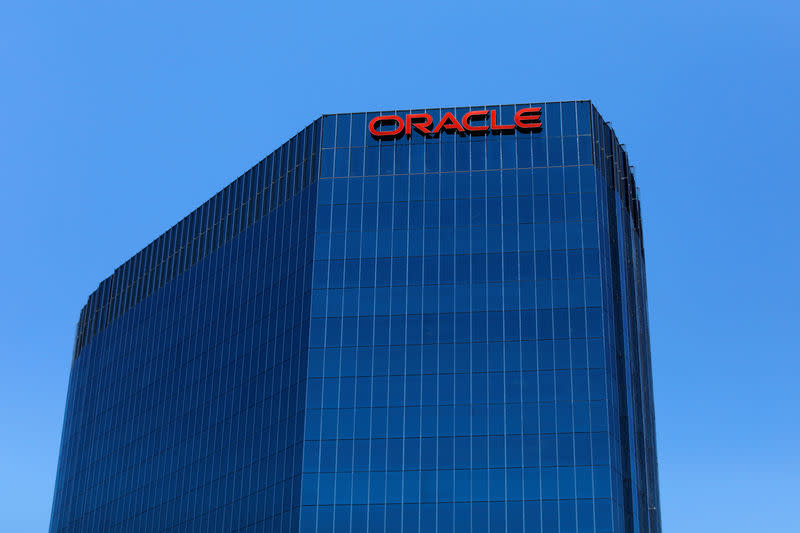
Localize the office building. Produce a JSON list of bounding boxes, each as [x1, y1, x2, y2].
[[50, 101, 661, 533]]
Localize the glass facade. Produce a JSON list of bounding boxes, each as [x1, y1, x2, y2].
[[50, 101, 661, 533]]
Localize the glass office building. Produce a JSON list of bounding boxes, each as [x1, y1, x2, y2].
[[50, 101, 661, 533]]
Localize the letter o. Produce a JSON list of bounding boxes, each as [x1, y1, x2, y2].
[[369, 115, 405, 137]]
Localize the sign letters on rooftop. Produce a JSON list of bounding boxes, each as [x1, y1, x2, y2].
[[369, 107, 542, 138]]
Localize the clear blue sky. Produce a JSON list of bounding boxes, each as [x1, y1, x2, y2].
[[1, 1, 797, 531]]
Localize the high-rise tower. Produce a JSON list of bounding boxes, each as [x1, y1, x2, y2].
[[51, 101, 661, 533]]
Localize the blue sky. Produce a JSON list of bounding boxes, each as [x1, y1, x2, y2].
[[1, 1, 798, 531]]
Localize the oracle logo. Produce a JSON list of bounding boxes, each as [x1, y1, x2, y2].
[[369, 108, 542, 138]]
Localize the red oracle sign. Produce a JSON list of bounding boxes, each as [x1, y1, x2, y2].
[[369, 108, 542, 138]]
